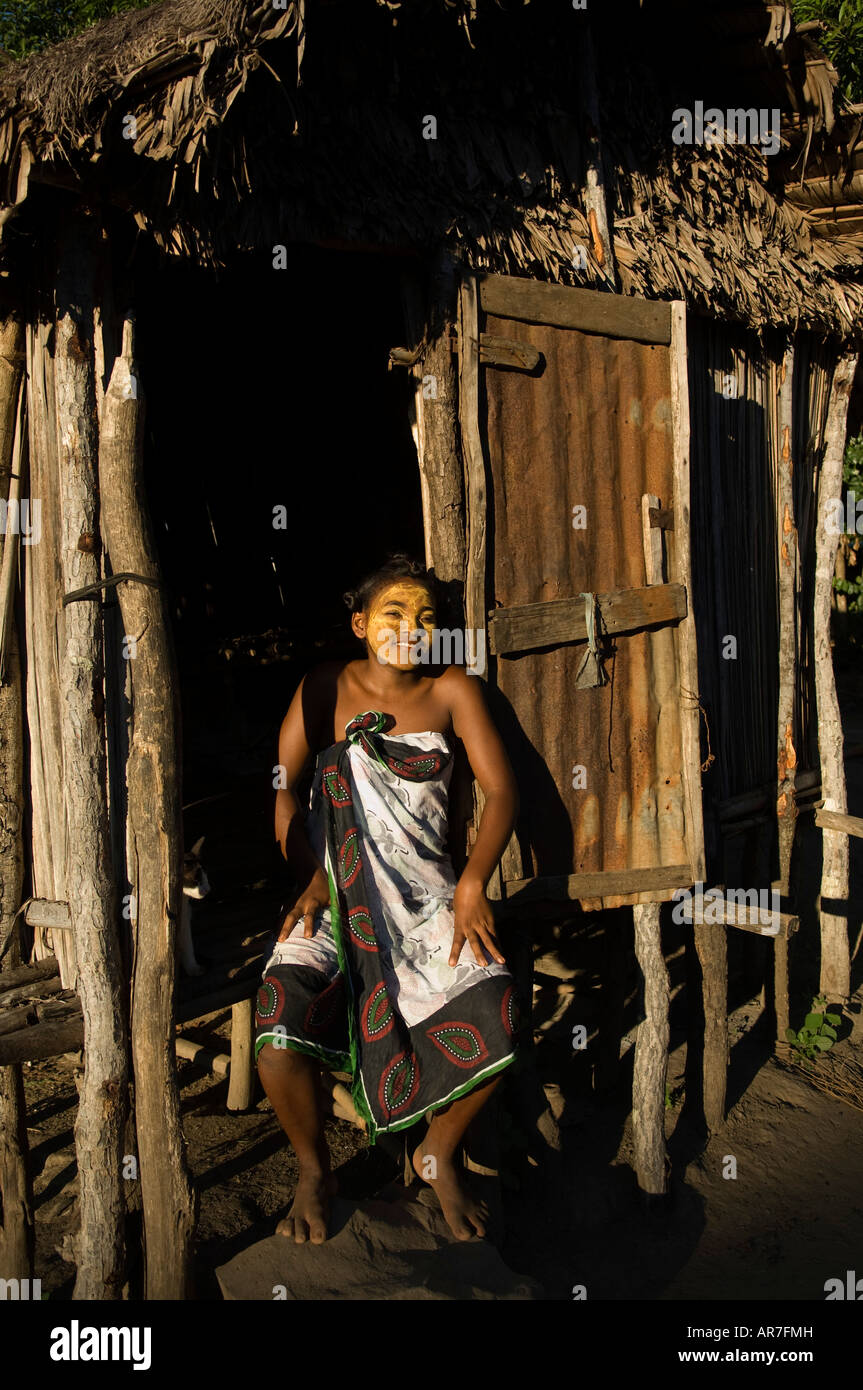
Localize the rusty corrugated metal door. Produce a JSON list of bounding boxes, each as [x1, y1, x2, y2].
[[459, 271, 705, 911]]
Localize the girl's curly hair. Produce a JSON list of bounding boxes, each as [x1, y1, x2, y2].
[[342, 552, 438, 615]]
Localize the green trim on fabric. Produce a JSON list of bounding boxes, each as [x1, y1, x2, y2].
[[369, 1049, 518, 1136], [325, 853, 377, 1141], [254, 1029, 350, 1069]]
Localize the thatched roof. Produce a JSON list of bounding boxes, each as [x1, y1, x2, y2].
[[0, 0, 861, 340]]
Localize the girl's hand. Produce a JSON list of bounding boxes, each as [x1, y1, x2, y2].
[[278, 868, 330, 942], [450, 876, 506, 967]]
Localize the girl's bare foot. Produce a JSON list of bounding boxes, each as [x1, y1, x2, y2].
[[411, 1141, 489, 1241], [276, 1168, 338, 1244]]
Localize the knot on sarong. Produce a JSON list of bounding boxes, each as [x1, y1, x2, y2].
[[342, 710, 451, 782], [345, 710, 396, 742]]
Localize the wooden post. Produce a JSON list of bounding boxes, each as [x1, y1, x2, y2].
[[814, 352, 859, 1003], [226, 997, 255, 1112], [400, 253, 466, 586], [457, 271, 505, 899], [694, 921, 727, 1131], [774, 343, 798, 893], [24, 318, 76, 986], [98, 314, 195, 1300], [54, 212, 129, 1299], [574, 18, 617, 287], [631, 901, 669, 1195], [0, 312, 34, 1280]]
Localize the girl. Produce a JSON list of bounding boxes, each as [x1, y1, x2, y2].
[[255, 553, 520, 1244]]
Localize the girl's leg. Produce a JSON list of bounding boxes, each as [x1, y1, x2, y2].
[[411, 1073, 503, 1241], [257, 1044, 337, 1244]]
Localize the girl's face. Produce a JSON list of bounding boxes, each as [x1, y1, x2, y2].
[[355, 579, 437, 669]]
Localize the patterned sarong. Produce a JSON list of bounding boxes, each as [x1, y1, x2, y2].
[[255, 710, 519, 1141]]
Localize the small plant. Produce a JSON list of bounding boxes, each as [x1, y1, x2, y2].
[[665, 1081, 685, 1110], [785, 994, 842, 1065]]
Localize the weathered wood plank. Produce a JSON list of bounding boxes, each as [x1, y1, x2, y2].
[[98, 314, 195, 1300], [24, 899, 70, 929], [815, 351, 859, 1001], [669, 302, 706, 884], [479, 334, 541, 371], [488, 583, 687, 656], [676, 895, 798, 938], [497, 863, 692, 908], [815, 806, 863, 839], [478, 273, 671, 346]]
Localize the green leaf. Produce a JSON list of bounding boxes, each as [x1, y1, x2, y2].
[[804, 1013, 824, 1031], [821, 1025, 838, 1039], [812, 1035, 834, 1050], [785, 1028, 798, 1042], [825, 1013, 842, 1026]]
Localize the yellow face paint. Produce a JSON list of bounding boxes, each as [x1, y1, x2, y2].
[[363, 579, 437, 669]]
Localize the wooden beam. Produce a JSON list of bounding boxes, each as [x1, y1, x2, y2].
[[478, 274, 671, 346], [815, 806, 863, 839], [55, 212, 128, 1302], [676, 894, 798, 938], [98, 315, 195, 1300], [0, 1017, 84, 1065], [24, 899, 70, 929], [0, 959, 59, 994], [815, 351, 859, 1002], [497, 863, 693, 909], [0, 976, 64, 1009], [488, 583, 687, 656]]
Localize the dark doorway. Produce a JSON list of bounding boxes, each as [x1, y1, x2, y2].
[[133, 244, 425, 899]]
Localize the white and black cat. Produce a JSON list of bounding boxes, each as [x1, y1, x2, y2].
[[179, 836, 210, 976]]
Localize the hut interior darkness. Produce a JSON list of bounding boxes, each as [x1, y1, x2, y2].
[[0, 0, 862, 1300], [135, 243, 425, 803]]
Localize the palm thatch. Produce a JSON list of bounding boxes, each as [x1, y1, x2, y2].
[[0, 0, 860, 338]]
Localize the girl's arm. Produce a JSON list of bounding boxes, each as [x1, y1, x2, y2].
[[274, 671, 331, 941], [447, 667, 519, 967]]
